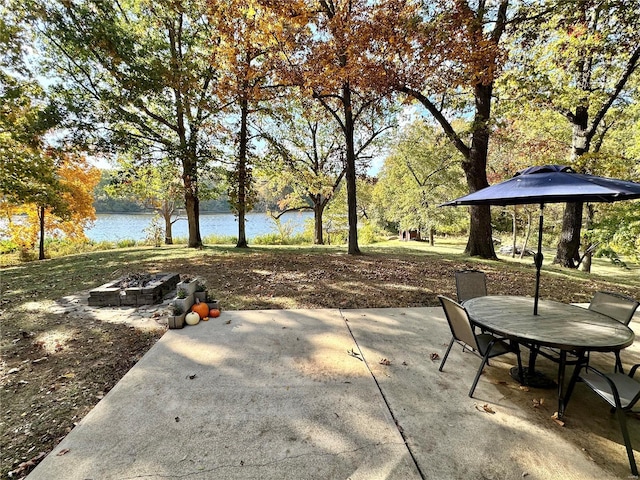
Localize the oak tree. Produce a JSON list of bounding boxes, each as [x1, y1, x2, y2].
[[273, 0, 397, 254], [502, 0, 640, 267], [256, 99, 346, 245], [34, 0, 221, 248], [389, 0, 511, 259]]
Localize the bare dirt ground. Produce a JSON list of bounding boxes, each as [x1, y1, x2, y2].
[[2, 247, 639, 478]]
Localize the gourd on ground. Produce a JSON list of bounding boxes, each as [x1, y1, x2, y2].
[[185, 311, 200, 325], [191, 299, 209, 319]]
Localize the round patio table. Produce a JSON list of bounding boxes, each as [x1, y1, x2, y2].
[[464, 295, 635, 417]]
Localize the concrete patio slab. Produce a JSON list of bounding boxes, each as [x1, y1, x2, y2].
[[26, 308, 420, 480], [26, 307, 639, 479], [343, 307, 640, 480]]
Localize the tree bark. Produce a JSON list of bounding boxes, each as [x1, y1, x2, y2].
[[236, 95, 249, 248], [520, 210, 532, 260], [161, 199, 174, 245], [183, 164, 202, 248], [342, 83, 361, 255], [164, 215, 173, 245], [313, 197, 325, 245], [580, 203, 595, 272], [463, 82, 497, 259], [38, 205, 46, 260], [555, 100, 589, 266], [553, 202, 583, 268], [511, 207, 517, 258]]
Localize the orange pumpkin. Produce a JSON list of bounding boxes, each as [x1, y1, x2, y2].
[[209, 308, 221, 318], [191, 299, 209, 319]]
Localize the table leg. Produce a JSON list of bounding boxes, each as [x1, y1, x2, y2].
[[561, 351, 588, 419], [528, 346, 539, 374], [556, 350, 566, 418], [509, 344, 556, 389]]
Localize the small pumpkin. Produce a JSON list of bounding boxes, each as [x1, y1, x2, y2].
[[209, 308, 221, 318], [191, 299, 209, 319], [185, 311, 200, 325]]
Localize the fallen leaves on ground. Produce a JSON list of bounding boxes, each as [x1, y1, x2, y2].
[[475, 403, 496, 414], [347, 348, 362, 360], [551, 412, 566, 427], [3, 247, 638, 478], [8, 452, 47, 478], [532, 398, 545, 408]]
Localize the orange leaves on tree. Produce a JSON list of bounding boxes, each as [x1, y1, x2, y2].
[[3, 153, 100, 251]]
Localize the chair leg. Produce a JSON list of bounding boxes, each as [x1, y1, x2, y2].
[[614, 352, 624, 374], [616, 407, 638, 476], [439, 337, 455, 372], [562, 357, 587, 412], [514, 342, 524, 383], [469, 351, 491, 398]]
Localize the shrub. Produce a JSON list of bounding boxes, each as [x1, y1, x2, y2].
[[0, 239, 18, 254], [116, 239, 137, 248], [202, 234, 237, 245], [358, 222, 381, 245], [171, 236, 189, 245], [252, 233, 284, 245]]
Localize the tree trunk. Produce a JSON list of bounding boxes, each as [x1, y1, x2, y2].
[[429, 227, 435, 246], [236, 96, 249, 249], [182, 156, 202, 248], [342, 83, 360, 255], [554, 202, 583, 268], [511, 207, 517, 258], [161, 199, 174, 245], [164, 215, 173, 245], [520, 210, 532, 260], [463, 83, 497, 259], [555, 104, 589, 267], [555, 35, 591, 267], [38, 205, 46, 260], [580, 203, 595, 273], [313, 196, 325, 245]]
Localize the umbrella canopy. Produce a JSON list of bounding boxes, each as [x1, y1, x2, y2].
[[441, 165, 640, 207], [441, 165, 640, 314]]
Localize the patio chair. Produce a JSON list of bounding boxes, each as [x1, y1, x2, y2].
[[454, 269, 487, 304], [588, 291, 639, 372], [438, 295, 523, 398], [564, 362, 640, 476], [541, 291, 639, 373]]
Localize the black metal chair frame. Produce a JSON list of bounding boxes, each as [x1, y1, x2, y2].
[[438, 295, 523, 398], [534, 291, 638, 380], [564, 361, 640, 476], [588, 291, 639, 373]]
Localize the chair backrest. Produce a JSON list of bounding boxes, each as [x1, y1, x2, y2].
[[455, 270, 487, 303], [588, 291, 639, 326], [438, 295, 478, 350]]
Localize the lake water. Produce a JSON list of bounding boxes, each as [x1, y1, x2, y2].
[[86, 212, 313, 242]]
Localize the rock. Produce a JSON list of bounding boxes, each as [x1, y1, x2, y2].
[[498, 245, 535, 256]]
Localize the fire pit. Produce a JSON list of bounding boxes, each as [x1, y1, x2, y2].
[[88, 272, 180, 307]]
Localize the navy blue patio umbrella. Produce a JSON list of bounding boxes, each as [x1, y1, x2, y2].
[[441, 165, 640, 314]]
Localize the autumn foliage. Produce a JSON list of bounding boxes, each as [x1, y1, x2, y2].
[[2, 153, 100, 258]]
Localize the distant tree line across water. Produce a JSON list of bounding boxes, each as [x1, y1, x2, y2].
[[92, 170, 281, 214]]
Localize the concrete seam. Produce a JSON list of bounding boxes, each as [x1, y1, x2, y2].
[[339, 308, 427, 480]]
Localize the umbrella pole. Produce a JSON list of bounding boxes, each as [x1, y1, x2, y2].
[[533, 204, 544, 315]]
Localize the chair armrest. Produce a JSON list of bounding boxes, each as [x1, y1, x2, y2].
[[582, 365, 625, 409], [628, 364, 640, 378]]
